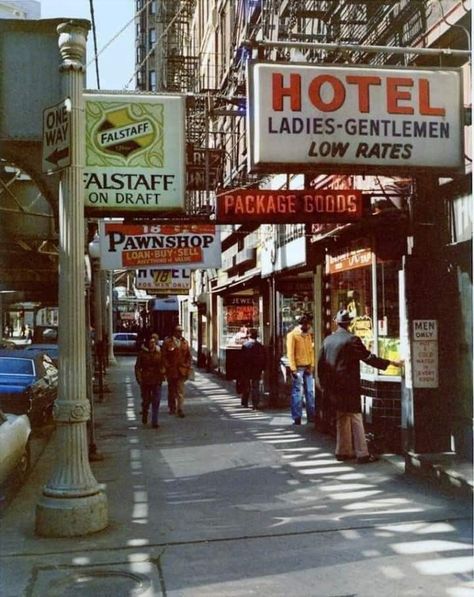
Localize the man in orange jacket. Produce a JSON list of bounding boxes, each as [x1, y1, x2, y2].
[[286, 315, 315, 425]]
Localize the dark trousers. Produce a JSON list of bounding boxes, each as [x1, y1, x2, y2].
[[241, 378, 260, 408], [141, 383, 162, 426]]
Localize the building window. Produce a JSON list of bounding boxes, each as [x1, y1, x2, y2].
[[149, 70, 157, 91], [376, 260, 401, 376], [221, 295, 259, 347], [149, 0, 157, 15], [149, 28, 156, 48], [136, 0, 142, 10]]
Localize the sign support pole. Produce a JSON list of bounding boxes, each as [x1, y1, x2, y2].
[[36, 21, 108, 537], [107, 271, 117, 366], [401, 174, 451, 457]]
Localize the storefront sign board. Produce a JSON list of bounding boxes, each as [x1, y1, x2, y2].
[[326, 249, 372, 274], [99, 222, 221, 270], [412, 319, 438, 388], [248, 62, 463, 173], [223, 296, 257, 306], [84, 94, 185, 214], [135, 268, 191, 294], [186, 144, 223, 190], [216, 189, 362, 223]]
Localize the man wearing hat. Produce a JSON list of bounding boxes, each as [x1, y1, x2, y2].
[[286, 315, 315, 425], [317, 309, 402, 463]]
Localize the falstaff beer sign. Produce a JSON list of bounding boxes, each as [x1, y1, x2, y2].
[[84, 94, 185, 213], [247, 63, 463, 173], [217, 189, 362, 223], [99, 222, 221, 270]]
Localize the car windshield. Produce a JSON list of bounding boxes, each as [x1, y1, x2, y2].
[[0, 357, 35, 375]]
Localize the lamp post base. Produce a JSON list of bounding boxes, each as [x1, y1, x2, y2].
[[35, 490, 108, 537]]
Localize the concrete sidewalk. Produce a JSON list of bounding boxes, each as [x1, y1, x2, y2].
[[0, 359, 472, 596]]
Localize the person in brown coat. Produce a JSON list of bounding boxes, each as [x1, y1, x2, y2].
[[135, 335, 165, 428], [162, 325, 192, 418], [317, 309, 402, 463]]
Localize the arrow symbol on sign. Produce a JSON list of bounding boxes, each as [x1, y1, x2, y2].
[[46, 147, 70, 166]]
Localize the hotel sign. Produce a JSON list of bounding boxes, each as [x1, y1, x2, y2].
[[216, 189, 363, 223], [135, 268, 191, 294], [247, 62, 463, 173], [84, 93, 185, 214]]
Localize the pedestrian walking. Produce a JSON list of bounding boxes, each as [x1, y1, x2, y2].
[[240, 329, 266, 409], [134, 334, 165, 429], [162, 325, 192, 418], [286, 315, 315, 425], [317, 309, 402, 463]]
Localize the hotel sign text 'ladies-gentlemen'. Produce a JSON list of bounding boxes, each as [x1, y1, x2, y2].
[[247, 63, 463, 174], [84, 94, 185, 214], [217, 189, 363, 223]]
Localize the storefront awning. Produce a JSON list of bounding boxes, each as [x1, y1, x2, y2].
[[211, 270, 261, 295]]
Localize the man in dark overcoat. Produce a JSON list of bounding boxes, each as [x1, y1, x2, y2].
[[240, 329, 266, 409], [317, 309, 402, 463]]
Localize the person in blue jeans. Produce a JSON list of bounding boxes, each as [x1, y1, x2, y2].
[[135, 335, 165, 429], [286, 316, 315, 424]]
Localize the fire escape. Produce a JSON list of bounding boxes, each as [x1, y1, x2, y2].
[[211, 0, 429, 194]]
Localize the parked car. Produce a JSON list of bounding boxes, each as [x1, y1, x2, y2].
[[112, 332, 138, 354], [0, 409, 31, 487], [25, 344, 59, 367], [0, 339, 17, 350], [0, 350, 58, 426], [32, 325, 58, 344]]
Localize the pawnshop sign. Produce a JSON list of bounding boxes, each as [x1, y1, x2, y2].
[[217, 189, 362, 223], [84, 94, 185, 214], [99, 222, 221, 270], [247, 63, 463, 173]]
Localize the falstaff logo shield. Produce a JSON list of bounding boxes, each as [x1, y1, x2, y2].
[[88, 101, 163, 165]]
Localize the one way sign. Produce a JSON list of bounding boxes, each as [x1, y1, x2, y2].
[[42, 98, 71, 173]]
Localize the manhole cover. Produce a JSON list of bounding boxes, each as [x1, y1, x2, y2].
[[48, 570, 151, 596]]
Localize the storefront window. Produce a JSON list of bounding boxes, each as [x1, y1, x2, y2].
[[326, 245, 401, 378], [222, 295, 258, 346], [278, 279, 313, 357], [376, 260, 401, 376]]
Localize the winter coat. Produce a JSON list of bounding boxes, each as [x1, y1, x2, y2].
[[135, 347, 165, 386], [317, 328, 390, 413], [162, 335, 192, 380], [241, 338, 266, 379]]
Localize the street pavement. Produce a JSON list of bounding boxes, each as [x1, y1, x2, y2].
[[0, 357, 472, 596]]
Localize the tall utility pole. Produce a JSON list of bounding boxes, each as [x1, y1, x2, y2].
[[36, 21, 108, 537]]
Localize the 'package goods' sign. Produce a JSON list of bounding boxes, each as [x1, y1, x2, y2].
[[99, 222, 221, 270], [84, 94, 185, 213], [217, 189, 363, 223], [247, 63, 463, 173]]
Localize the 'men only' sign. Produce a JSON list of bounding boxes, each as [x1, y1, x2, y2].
[[216, 189, 363, 223], [99, 222, 221, 270], [84, 93, 185, 214], [247, 63, 463, 174]]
